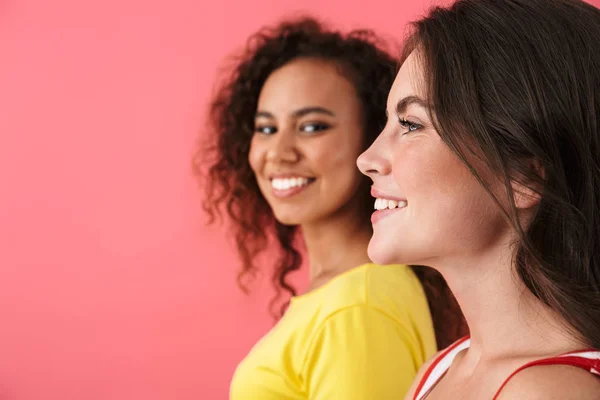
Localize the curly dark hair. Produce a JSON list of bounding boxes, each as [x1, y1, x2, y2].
[[195, 16, 467, 349]]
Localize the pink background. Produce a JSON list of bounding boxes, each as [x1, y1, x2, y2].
[[1, 0, 598, 399]]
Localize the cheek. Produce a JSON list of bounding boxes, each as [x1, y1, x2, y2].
[[391, 139, 473, 200], [327, 149, 360, 174], [247, 138, 262, 174], [396, 141, 505, 236], [311, 132, 363, 176], [390, 141, 436, 196]]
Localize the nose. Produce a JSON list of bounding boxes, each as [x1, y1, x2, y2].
[[357, 135, 391, 178], [266, 130, 299, 164]]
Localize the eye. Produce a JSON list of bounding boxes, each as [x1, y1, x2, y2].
[[398, 118, 422, 134], [300, 122, 330, 133], [254, 125, 277, 135]]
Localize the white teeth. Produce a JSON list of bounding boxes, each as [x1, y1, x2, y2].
[[374, 198, 407, 210], [271, 177, 310, 191]]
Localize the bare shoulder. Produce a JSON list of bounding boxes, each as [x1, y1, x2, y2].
[[496, 364, 600, 400], [404, 350, 444, 400]]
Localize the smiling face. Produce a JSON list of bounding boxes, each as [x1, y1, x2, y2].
[[248, 58, 366, 225], [357, 52, 509, 267]]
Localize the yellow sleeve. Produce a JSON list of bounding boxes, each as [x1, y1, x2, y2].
[[301, 305, 419, 400]]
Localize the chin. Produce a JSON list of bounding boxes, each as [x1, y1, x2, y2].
[[272, 210, 304, 226], [273, 216, 300, 226], [368, 237, 428, 266], [367, 240, 396, 266], [271, 206, 325, 227]]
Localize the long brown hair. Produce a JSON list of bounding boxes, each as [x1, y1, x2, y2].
[[195, 16, 466, 349], [403, 0, 600, 347]]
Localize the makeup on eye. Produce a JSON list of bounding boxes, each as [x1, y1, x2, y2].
[[254, 125, 277, 135], [397, 117, 423, 133], [299, 121, 331, 133], [253, 121, 332, 135], [254, 112, 276, 135]]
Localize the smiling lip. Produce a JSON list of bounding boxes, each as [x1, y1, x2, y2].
[[271, 183, 312, 198], [269, 173, 313, 180], [370, 187, 406, 201], [370, 187, 407, 224], [268, 174, 315, 199], [371, 208, 401, 224]]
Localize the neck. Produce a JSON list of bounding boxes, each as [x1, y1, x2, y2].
[[301, 202, 372, 288], [435, 239, 582, 362]]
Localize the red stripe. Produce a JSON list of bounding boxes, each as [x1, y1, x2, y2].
[[412, 336, 470, 400], [493, 355, 600, 399]]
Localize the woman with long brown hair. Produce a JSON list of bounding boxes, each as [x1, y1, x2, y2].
[[358, 0, 600, 398]]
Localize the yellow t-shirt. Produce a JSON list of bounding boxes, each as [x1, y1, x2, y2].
[[230, 263, 437, 399]]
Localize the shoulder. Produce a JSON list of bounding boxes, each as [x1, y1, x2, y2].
[[318, 263, 419, 302], [311, 264, 435, 350], [313, 303, 408, 337], [364, 263, 421, 290], [496, 364, 600, 400], [315, 263, 413, 310], [361, 263, 428, 310], [404, 336, 472, 400], [301, 305, 426, 393], [365, 263, 427, 302], [304, 265, 414, 340], [319, 264, 429, 322], [303, 304, 419, 358], [403, 350, 444, 400], [364, 264, 436, 346]]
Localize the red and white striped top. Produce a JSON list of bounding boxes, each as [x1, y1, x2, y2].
[[413, 336, 600, 400]]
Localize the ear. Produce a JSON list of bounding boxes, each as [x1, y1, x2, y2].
[[511, 158, 545, 210]]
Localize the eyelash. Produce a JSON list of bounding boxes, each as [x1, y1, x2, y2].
[[254, 125, 276, 135], [254, 122, 330, 135], [398, 118, 422, 134], [300, 122, 329, 133]]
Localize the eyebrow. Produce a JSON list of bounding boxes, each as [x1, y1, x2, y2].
[[255, 106, 335, 119], [395, 95, 430, 115]]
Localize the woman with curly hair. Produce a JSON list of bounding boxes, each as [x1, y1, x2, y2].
[[196, 17, 465, 399]]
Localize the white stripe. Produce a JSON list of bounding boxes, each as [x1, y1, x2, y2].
[[557, 351, 600, 360], [415, 346, 599, 399], [415, 339, 471, 400]]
